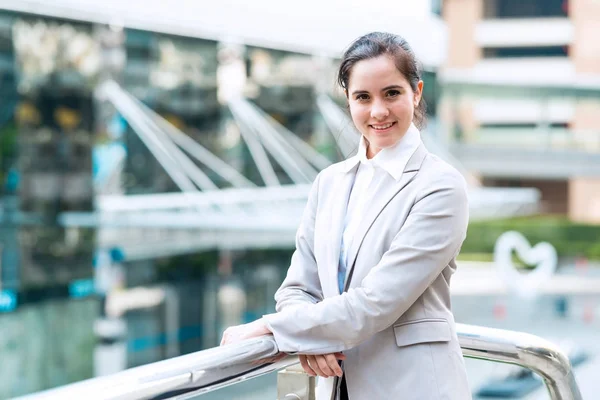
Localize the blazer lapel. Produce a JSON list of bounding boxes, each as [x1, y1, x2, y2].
[[327, 164, 358, 296], [343, 144, 428, 291]]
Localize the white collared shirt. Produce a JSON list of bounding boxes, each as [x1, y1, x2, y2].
[[338, 123, 422, 293]]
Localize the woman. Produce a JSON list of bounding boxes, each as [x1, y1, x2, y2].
[[221, 32, 471, 400]]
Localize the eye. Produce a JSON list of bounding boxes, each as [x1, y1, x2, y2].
[[385, 89, 400, 98], [355, 93, 370, 101]]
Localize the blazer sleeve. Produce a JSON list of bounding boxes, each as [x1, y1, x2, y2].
[[263, 169, 469, 354], [272, 172, 324, 312]]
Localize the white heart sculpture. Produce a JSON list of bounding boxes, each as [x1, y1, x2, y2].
[[494, 231, 558, 299]]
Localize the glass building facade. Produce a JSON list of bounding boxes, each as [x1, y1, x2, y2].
[[0, 11, 98, 397]]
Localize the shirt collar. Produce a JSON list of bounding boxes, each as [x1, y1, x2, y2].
[[340, 122, 422, 180]]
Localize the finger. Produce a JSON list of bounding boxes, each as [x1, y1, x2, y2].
[[324, 354, 343, 377], [299, 355, 315, 376], [307, 355, 326, 377], [333, 352, 346, 360], [299, 355, 316, 376], [315, 355, 335, 377], [221, 327, 234, 346]]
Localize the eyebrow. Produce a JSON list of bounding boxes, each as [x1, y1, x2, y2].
[[351, 85, 404, 96]]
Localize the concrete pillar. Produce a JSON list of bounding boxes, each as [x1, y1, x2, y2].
[[570, 0, 600, 148], [217, 42, 247, 177], [569, 178, 600, 223], [441, 0, 483, 143], [569, 0, 600, 223], [443, 0, 482, 69], [217, 42, 247, 104], [570, 0, 600, 74], [93, 318, 127, 376], [217, 279, 247, 342], [94, 23, 127, 195]]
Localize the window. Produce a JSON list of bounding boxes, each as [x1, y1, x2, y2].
[[484, 0, 568, 19], [483, 46, 569, 58], [480, 122, 569, 129]]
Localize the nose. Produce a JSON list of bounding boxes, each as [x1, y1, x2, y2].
[[370, 98, 389, 120]]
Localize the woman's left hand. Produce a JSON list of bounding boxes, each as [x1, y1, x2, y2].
[[220, 318, 272, 346], [299, 353, 345, 378]]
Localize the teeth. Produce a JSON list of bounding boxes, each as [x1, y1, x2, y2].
[[372, 122, 393, 130]]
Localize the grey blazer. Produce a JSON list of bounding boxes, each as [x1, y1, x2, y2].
[[263, 143, 472, 400]]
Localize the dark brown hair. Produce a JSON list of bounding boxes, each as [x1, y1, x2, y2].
[[337, 32, 427, 129]]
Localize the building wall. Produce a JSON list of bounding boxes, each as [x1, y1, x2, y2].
[[443, 0, 600, 223], [443, 0, 482, 68], [570, 97, 600, 223], [0, 14, 98, 398], [568, 0, 600, 223], [569, 179, 600, 223], [483, 177, 569, 214], [441, 0, 482, 142], [570, 0, 600, 74]]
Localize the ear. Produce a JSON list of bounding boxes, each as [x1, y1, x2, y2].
[[414, 80, 424, 107], [344, 89, 351, 109]]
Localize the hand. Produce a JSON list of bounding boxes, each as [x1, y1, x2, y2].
[[220, 318, 272, 346], [299, 352, 346, 378]]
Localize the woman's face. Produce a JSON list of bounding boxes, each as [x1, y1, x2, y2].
[[346, 55, 423, 158]]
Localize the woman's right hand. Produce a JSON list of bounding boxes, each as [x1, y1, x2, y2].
[[299, 352, 346, 378]]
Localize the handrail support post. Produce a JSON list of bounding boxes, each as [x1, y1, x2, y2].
[[277, 363, 316, 400]]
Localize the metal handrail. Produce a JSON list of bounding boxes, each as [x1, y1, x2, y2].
[[16, 324, 583, 400], [457, 323, 582, 400]]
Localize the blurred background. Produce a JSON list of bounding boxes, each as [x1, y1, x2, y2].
[[0, 0, 599, 399]]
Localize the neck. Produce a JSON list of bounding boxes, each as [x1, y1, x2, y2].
[[366, 144, 381, 159]]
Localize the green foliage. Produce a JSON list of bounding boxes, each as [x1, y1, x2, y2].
[[156, 250, 220, 281], [154, 248, 295, 282], [462, 216, 600, 260], [0, 124, 18, 192], [0, 124, 18, 160], [456, 252, 494, 262]]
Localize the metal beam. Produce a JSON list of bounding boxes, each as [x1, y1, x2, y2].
[[229, 102, 280, 186], [229, 99, 314, 184], [250, 101, 332, 171], [97, 81, 199, 193], [115, 85, 219, 192], [239, 100, 318, 181], [450, 143, 600, 179], [96, 185, 311, 212], [129, 94, 256, 188], [442, 80, 600, 99], [316, 94, 359, 157]]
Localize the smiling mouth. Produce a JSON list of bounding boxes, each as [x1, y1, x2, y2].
[[370, 122, 396, 131]]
